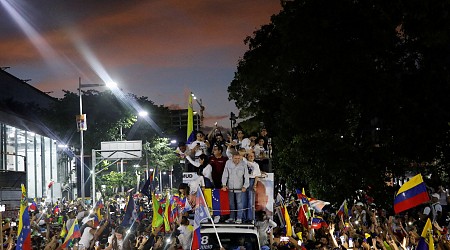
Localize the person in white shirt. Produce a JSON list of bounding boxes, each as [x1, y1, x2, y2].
[[423, 193, 443, 223], [188, 131, 210, 159], [177, 216, 193, 250], [234, 129, 251, 151], [105, 226, 125, 250], [78, 217, 109, 250], [242, 152, 262, 223], [185, 154, 213, 188]]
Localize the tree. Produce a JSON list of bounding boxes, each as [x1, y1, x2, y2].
[[143, 137, 178, 171], [228, 0, 450, 206]]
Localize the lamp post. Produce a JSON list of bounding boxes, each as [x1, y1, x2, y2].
[[78, 78, 116, 204]]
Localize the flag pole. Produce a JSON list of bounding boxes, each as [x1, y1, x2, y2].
[[198, 188, 223, 249]]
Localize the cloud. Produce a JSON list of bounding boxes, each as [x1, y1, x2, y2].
[[0, 0, 281, 121]]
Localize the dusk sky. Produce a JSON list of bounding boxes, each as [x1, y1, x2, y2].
[[0, 0, 282, 127]]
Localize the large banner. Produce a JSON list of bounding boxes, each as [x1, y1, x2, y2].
[[255, 173, 274, 217]]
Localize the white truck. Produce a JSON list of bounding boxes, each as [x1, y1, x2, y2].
[[183, 172, 274, 249], [200, 223, 260, 250]]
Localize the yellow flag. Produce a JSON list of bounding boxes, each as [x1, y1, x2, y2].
[[60, 222, 67, 238], [284, 205, 292, 237], [420, 218, 435, 250], [187, 93, 193, 140]]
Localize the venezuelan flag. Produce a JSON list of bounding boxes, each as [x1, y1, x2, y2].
[[61, 219, 81, 248], [204, 189, 230, 216], [394, 174, 430, 214], [16, 184, 31, 250]]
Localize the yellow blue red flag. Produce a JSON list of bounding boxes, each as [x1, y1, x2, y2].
[[16, 184, 31, 250], [394, 174, 429, 214]]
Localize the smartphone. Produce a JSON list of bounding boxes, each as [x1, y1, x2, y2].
[[340, 236, 345, 244], [281, 236, 289, 242], [349, 237, 354, 248], [10, 222, 16, 227], [95, 241, 100, 247]]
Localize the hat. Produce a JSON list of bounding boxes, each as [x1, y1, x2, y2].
[[431, 193, 440, 199], [82, 216, 95, 224], [356, 202, 364, 206]]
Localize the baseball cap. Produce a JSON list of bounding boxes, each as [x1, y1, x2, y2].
[[82, 216, 95, 224], [356, 202, 364, 206], [431, 193, 440, 199]]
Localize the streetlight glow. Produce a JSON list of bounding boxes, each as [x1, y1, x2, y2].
[[138, 111, 148, 117], [105, 81, 117, 88]]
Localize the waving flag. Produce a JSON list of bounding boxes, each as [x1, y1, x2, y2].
[[296, 189, 310, 228], [191, 186, 211, 250], [60, 222, 67, 238], [61, 218, 81, 249], [16, 184, 31, 250], [121, 193, 137, 227], [309, 199, 330, 212], [140, 175, 151, 197], [164, 194, 171, 231], [152, 193, 164, 228], [417, 218, 434, 250], [29, 200, 38, 212], [394, 174, 430, 214], [311, 217, 328, 229], [187, 93, 195, 143], [53, 205, 60, 215], [284, 205, 292, 236], [95, 199, 104, 221]]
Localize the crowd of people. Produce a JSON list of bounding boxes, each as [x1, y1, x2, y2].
[[1, 125, 450, 250]]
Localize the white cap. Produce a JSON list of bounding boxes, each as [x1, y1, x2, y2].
[[82, 216, 94, 224], [431, 193, 440, 199], [356, 202, 364, 206]]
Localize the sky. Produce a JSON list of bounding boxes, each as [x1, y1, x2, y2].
[[0, 0, 282, 127]]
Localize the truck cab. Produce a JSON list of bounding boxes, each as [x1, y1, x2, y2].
[[200, 223, 261, 250]]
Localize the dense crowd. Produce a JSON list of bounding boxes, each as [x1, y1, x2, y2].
[[1, 126, 450, 250]]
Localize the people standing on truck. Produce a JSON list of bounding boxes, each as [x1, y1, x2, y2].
[[242, 151, 261, 223], [209, 144, 228, 189], [221, 151, 250, 224], [185, 154, 214, 188]]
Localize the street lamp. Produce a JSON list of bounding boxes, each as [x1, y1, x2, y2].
[[78, 77, 116, 204]]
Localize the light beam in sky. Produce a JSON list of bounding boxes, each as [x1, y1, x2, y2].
[[0, 0, 69, 73]]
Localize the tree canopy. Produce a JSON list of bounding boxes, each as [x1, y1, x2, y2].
[[228, 0, 450, 206]]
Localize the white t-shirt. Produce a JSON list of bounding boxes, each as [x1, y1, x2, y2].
[[107, 234, 124, 250], [188, 176, 205, 194], [78, 227, 94, 249], [186, 156, 213, 183], [246, 161, 261, 179], [177, 225, 193, 250], [188, 140, 208, 158]]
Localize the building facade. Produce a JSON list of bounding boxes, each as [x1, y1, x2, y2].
[[0, 69, 66, 200]]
